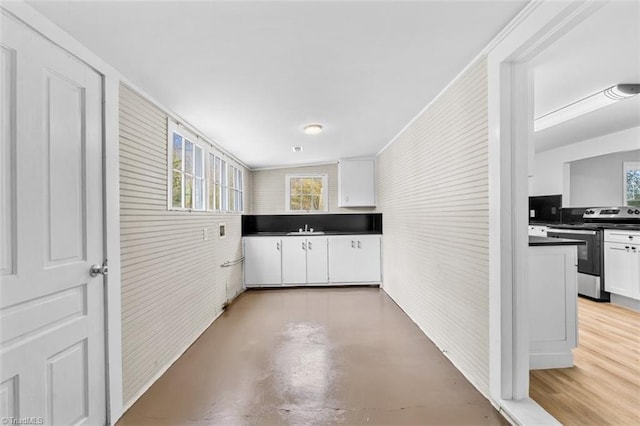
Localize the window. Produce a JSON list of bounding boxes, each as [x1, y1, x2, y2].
[[624, 162, 640, 207], [168, 120, 243, 213], [229, 164, 244, 212], [285, 175, 328, 212], [208, 153, 223, 211], [171, 128, 204, 210]]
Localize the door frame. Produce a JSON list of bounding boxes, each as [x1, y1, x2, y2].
[[0, 2, 124, 423], [486, 0, 606, 423]]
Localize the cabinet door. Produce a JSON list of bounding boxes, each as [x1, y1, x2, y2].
[[355, 236, 381, 282], [282, 237, 307, 285], [306, 237, 328, 284], [244, 237, 282, 286], [328, 236, 358, 282], [338, 159, 376, 207], [604, 242, 635, 298]]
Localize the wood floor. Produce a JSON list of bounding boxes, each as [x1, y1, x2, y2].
[[530, 298, 640, 425]]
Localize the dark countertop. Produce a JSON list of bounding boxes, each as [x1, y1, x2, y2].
[[244, 231, 382, 237], [529, 236, 586, 246]]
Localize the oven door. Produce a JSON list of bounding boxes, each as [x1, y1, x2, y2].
[[546, 229, 601, 276]]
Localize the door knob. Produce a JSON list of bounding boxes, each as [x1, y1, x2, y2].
[[90, 261, 108, 277]]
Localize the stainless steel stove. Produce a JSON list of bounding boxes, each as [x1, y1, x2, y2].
[[546, 207, 640, 301]]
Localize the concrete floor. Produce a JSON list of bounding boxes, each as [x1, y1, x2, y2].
[[117, 288, 508, 425]]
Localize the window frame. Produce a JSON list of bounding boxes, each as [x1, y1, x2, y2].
[[168, 121, 205, 211], [168, 119, 244, 213], [285, 174, 328, 213], [623, 161, 640, 207]]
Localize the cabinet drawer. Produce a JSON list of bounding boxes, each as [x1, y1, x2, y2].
[[604, 229, 640, 244]]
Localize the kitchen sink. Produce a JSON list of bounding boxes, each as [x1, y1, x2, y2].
[[286, 231, 325, 235]]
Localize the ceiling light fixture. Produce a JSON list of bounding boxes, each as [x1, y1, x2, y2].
[[292, 146, 303, 153], [303, 124, 323, 135], [534, 83, 640, 132]]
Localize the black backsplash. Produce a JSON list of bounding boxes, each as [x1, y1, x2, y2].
[[242, 213, 382, 235], [529, 195, 562, 224]]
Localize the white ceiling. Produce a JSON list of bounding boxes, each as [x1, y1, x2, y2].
[[531, 0, 640, 153], [28, 0, 528, 168]]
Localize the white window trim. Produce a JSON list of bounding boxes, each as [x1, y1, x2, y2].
[[167, 119, 206, 211], [624, 161, 640, 206], [285, 174, 329, 213]]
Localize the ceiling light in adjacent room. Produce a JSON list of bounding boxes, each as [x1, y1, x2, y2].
[[534, 83, 640, 132], [303, 124, 323, 135], [292, 146, 303, 153]]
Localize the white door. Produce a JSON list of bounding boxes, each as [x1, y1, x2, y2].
[[355, 236, 381, 282], [328, 236, 357, 283], [306, 237, 328, 284], [1, 12, 106, 426], [604, 242, 635, 298], [282, 237, 307, 285], [244, 238, 282, 286]]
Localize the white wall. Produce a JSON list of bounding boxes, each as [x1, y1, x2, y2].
[[569, 149, 640, 207], [376, 57, 491, 395], [119, 85, 247, 408], [250, 163, 376, 214], [529, 126, 640, 199]]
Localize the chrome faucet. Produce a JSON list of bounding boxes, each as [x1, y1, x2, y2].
[[304, 224, 309, 232]]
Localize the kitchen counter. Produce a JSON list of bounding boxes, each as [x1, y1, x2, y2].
[[245, 231, 381, 237], [529, 236, 586, 246]]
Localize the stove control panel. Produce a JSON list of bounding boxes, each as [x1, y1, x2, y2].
[[584, 206, 640, 219]]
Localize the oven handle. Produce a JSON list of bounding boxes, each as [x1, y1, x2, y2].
[[547, 229, 597, 235]]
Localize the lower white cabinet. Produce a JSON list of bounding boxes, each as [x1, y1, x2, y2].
[[282, 236, 328, 285], [604, 230, 640, 300], [244, 237, 282, 287], [328, 235, 381, 283], [528, 244, 578, 369], [244, 234, 382, 287]]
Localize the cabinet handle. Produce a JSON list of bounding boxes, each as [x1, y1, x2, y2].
[[308, 241, 312, 250], [357, 240, 361, 249], [277, 242, 280, 250], [351, 240, 355, 248], [302, 241, 306, 250]]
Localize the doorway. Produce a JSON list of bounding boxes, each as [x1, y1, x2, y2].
[[0, 11, 107, 425]]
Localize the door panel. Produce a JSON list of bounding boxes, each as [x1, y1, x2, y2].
[[306, 237, 328, 284], [281, 237, 306, 285], [244, 238, 282, 286], [0, 11, 105, 426]]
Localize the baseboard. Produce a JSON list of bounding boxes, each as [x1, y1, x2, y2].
[[498, 398, 561, 426], [610, 294, 640, 312]]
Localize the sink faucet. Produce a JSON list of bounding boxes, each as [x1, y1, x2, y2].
[[304, 224, 309, 232]]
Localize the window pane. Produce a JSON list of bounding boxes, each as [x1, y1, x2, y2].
[[229, 165, 235, 189], [185, 177, 193, 209], [229, 190, 235, 211], [172, 171, 182, 208], [312, 195, 321, 210], [194, 178, 203, 209], [238, 170, 243, 190], [208, 184, 214, 210], [301, 195, 312, 210], [221, 160, 227, 185], [290, 195, 300, 210], [238, 191, 243, 211], [627, 169, 640, 206], [173, 133, 183, 171], [195, 146, 203, 178], [184, 140, 194, 174], [215, 157, 221, 183], [215, 184, 221, 210], [290, 178, 301, 195]]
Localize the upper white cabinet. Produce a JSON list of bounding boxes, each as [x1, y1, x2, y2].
[[338, 158, 376, 207]]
